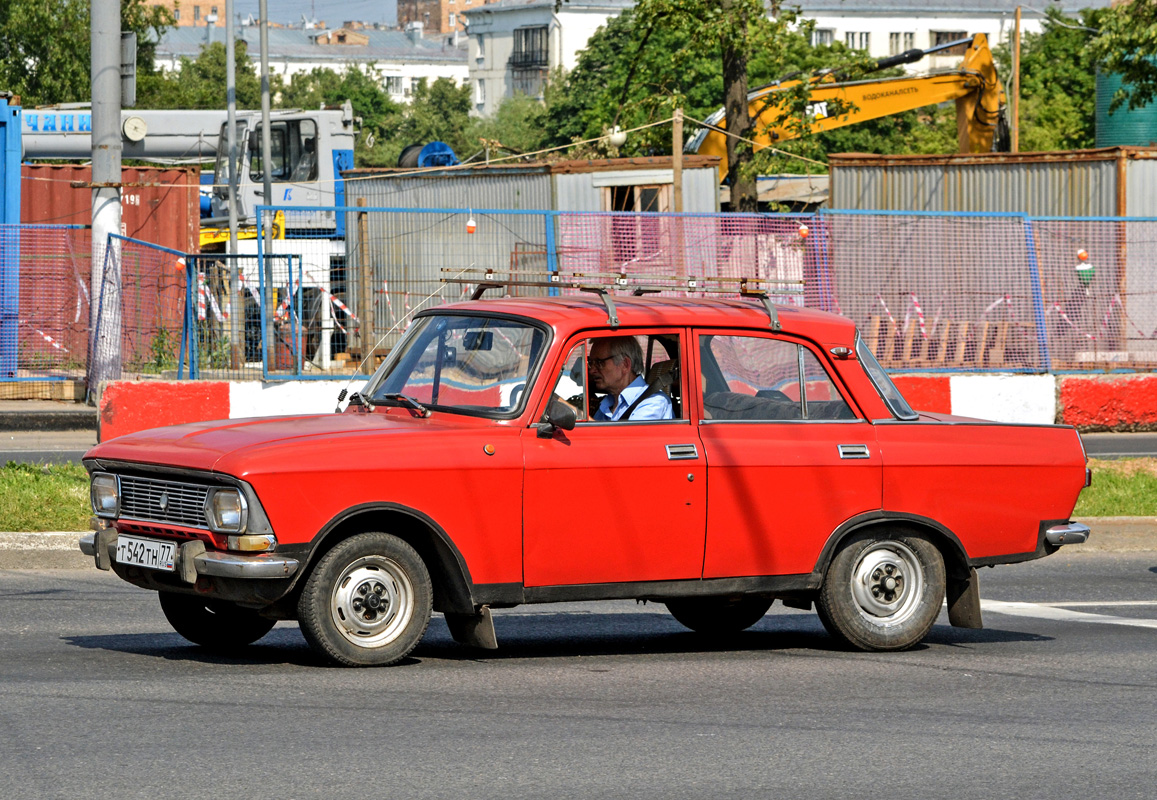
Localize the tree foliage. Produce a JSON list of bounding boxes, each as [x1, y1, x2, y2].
[[992, 7, 1102, 151], [0, 0, 173, 106], [1088, 0, 1157, 111], [138, 41, 263, 109]]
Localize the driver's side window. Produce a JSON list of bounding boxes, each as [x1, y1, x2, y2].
[[549, 342, 590, 422]]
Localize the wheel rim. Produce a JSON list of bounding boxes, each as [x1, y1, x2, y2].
[[329, 555, 415, 648], [849, 540, 925, 627]]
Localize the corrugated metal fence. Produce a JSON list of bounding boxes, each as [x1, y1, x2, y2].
[[7, 208, 1157, 386]]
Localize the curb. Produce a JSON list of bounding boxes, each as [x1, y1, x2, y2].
[[3, 519, 1154, 571], [0, 409, 98, 433]]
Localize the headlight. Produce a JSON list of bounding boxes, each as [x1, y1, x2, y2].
[[205, 488, 248, 533], [91, 473, 120, 518]]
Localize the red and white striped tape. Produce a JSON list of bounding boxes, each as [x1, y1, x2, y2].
[[20, 321, 69, 353], [909, 292, 928, 340]]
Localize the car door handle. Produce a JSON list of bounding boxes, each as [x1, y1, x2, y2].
[[838, 444, 870, 459], [666, 444, 699, 460]]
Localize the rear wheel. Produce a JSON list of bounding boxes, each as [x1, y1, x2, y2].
[[297, 532, 432, 667], [817, 532, 945, 651], [158, 592, 276, 652], [665, 596, 773, 635]]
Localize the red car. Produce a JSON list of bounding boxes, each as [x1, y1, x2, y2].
[[81, 295, 1091, 666]]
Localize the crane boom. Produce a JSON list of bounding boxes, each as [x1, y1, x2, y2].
[[688, 33, 1007, 181]]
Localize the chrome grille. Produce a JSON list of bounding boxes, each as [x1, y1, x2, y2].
[[119, 476, 210, 529]]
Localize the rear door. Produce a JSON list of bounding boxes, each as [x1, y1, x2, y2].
[[695, 330, 882, 578]]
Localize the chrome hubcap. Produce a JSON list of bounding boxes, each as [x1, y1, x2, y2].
[[850, 541, 924, 627], [330, 556, 414, 648]]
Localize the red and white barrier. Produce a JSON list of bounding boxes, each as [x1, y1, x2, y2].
[[97, 372, 1157, 442]]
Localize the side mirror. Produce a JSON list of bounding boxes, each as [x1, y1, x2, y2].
[[536, 398, 576, 438]]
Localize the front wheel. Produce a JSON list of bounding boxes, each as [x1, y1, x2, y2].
[[665, 596, 773, 635], [817, 532, 945, 652], [158, 592, 277, 652], [297, 532, 432, 667]]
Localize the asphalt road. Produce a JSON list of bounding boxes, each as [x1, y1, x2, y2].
[[2, 551, 1155, 799]]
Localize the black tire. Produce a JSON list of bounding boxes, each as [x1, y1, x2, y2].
[[816, 532, 945, 652], [665, 596, 773, 635], [158, 592, 276, 652], [297, 532, 433, 667]]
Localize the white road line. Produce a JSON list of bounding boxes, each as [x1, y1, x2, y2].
[[1037, 601, 1157, 608], [982, 599, 1157, 630]]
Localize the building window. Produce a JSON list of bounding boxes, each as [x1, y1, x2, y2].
[[812, 28, 834, 46], [512, 69, 545, 98], [511, 25, 548, 68], [448, 13, 456, 26], [845, 31, 870, 51], [194, 5, 201, 21], [476, 33, 484, 62], [385, 75, 405, 96], [931, 31, 969, 55], [476, 79, 486, 106], [174, 8, 180, 21], [889, 33, 916, 55]]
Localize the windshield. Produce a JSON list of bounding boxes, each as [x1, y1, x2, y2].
[[855, 333, 917, 420], [367, 315, 548, 418]]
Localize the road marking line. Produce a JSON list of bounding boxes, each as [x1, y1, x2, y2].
[[1037, 601, 1157, 608], [982, 599, 1157, 630]]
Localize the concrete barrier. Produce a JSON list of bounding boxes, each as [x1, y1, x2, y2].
[[97, 372, 1157, 439]]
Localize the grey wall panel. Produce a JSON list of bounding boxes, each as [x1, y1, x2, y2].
[[1127, 160, 1157, 218], [830, 157, 1124, 217], [345, 171, 553, 211]]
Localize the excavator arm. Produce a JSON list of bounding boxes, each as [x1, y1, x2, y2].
[[689, 33, 1007, 181]]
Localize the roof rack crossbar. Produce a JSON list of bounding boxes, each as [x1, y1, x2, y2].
[[580, 286, 619, 328]]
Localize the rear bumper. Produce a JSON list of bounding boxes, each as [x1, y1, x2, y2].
[[1044, 522, 1091, 547], [79, 531, 300, 580]]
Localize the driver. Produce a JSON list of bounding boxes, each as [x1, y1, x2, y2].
[[589, 336, 673, 421]]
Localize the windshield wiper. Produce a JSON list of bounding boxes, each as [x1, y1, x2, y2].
[[380, 393, 430, 417]]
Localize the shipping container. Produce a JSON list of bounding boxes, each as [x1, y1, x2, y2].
[[19, 165, 200, 372], [828, 147, 1157, 218]]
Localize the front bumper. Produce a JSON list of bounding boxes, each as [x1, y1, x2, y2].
[[80, 530, 300, 582], [1044, 522, 1091, 546]]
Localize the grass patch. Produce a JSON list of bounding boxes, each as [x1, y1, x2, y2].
[[1074, 458, 1157, 518], [0, 462, 91, 532]]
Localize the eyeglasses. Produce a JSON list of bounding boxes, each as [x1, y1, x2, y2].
[[588, 354, 616, 371]]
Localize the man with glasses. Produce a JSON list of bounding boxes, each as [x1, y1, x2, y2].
[[589, 336, 673, 421]]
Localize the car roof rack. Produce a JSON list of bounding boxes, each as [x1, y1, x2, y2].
[[443, 269, 800, 332]]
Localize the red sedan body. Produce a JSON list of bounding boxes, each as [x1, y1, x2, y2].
[[82, 296, 1090, 665]]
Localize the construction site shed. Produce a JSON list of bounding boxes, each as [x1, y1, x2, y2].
[[343, 156, 721, 213], [828, 148, 1157, 217]]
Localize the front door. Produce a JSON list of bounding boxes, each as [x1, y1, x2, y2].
[[522, 331, 706, 587]]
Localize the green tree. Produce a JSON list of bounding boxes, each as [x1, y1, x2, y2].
[[0, 0, 173, 106], [1088, 0, 1157, 111], [545, 5, 871, 205], [467, 92, 552, 157], [137, 40, 262, 109], [993, 7, 1102, 151]]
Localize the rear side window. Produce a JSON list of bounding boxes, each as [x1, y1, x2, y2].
[[699, 334, 855, 421]]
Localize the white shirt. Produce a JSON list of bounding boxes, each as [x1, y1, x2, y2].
[[594, 375, 673, 421]]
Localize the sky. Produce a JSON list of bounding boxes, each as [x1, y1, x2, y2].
[[228, 1, 399, 27]]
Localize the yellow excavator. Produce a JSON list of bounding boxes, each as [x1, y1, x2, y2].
[[689, 33, 1007, 180]]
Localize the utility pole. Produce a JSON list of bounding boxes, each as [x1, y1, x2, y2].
[[673, 108, 683, 213], [89, 0, 123, 391], [1012, 5, 1021, 153], [259, 0, 275, 372], [226, 0, 242, 368]]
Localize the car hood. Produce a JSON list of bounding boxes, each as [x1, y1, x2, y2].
[[85, 411, 453, 473]]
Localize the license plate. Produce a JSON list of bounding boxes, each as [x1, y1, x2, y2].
[[115, 535, 176, 572]]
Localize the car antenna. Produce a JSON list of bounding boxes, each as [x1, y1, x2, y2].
[[335, 264, 475, 412]]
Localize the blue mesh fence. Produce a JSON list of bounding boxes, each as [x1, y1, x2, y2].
[[7, 210, 1157, 387]]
